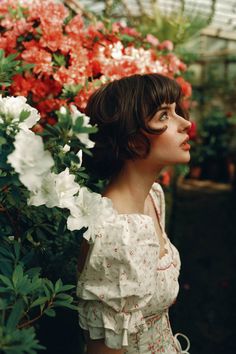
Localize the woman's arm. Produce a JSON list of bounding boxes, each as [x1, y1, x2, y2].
[[87, 338, 125, 354]]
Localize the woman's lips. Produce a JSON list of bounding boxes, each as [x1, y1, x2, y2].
[[180, 142, 191, 150]]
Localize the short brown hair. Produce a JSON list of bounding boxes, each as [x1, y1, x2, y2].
[[84, 73, 188, 180]]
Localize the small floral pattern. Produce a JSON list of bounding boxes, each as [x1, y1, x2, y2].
[[77, 183, 182, 352]]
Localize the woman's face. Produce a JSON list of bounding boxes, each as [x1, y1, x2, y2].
[[145, 102, 192, 168]]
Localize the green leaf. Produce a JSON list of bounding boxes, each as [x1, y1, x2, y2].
[[0, 245, 15, 260], [55, 278, 62, 293], [0, 136, 6, 145], [0, 274, 13, 288], [0, 259, 13, 276], [53, 301, 77, 310], [6, 299, 24, 331], [19, 110, 31, 122], [44, 279, 55, 294], [44, 308, 56, 317], [55, 293, 73, 301], [77, 171, 89, 179], [30, 296, 48, 308], [25, 267, 41, 278], [61, 83, 83, 99], [0, 298, 8, 310], [59, 284, 75, 292], [12, 264, 24, 287], [13, 241, 20, 260], [53, 53, 66, 67]]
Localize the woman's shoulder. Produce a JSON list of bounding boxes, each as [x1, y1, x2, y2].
[[93, 209, 154, 245], [151, 181, 164, 194]]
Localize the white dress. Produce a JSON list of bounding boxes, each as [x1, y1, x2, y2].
[[77, 183, 190, 353]]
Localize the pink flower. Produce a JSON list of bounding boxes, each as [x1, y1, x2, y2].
[[146, 34, 159, 46], [158, 40, 174, 51]]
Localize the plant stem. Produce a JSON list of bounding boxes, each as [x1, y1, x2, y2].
[[18, 300, 54, 329]]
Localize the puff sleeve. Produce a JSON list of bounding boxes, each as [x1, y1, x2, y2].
[[77, 215, 160, 349]]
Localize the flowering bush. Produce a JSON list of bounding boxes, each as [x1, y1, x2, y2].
[[0, 95, 117, 353], [0, 0, 191, 129]]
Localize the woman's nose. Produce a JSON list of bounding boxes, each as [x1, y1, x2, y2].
[[180, 118, 192, 133], [186, 120, 192, 133]]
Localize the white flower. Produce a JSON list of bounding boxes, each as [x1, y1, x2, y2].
[[62, 144, 70, 153], [70, 105, 95, 149], [28, 168, 80, 208], [59, 106, 67, 115], [0, 96, 40, 131], [8, 236, 15, 241], [67, 187, 116, 242], [76, 149, 83, 168], [110, 41, 124, 60], [7, 130, 54, 192]]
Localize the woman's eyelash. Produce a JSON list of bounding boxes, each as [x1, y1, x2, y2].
[[159, 112, 169, 121]]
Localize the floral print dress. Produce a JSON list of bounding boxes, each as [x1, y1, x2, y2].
[[77, 183, 190, 353]]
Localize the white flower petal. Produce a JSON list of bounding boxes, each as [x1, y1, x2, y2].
[[66, 187, 116, 242], [60, 106, 67, 115], [76, 149, 83, 168], [7, 130, 54, 192], [28, 168, 80, 208], [76, 133, 95, 149], [62, 144, 70, 153], [0, 96, 40, 129]]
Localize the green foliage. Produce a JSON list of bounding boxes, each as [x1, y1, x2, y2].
[[0, 50, 34, 93], [0, 326, 43, 354], [129, 9, 209, 46], [0, 238, 76, 353], [188, 108, 236, 177], [199, 108, 236, 160], [61, 84, 83, 100]]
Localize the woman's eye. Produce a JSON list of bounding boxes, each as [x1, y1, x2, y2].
[[159, 112, 169, 121]]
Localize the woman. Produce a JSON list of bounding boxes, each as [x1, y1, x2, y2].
[[77, 74, 192, 354]]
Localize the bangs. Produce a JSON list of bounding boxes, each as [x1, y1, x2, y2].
[[143, 74, 182, 120]]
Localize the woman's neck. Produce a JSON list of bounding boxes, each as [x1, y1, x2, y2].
[[103, 160, 164, 214]]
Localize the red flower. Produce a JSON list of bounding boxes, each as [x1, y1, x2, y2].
[[2, 0, 191, 122], [22, 41, 53, 75], [118, 24, 140, 38], [36, 98, 67, 120], [10, 74, 32, 96], [65, 14, 84, 37], [178, 61, 187, 72], [176, 77, 192, 98], [40, 27, 64, 52], [188, 121, 197, 140], [161, 171, 171, 187], [32, 123, 44, 133], [28, 1, 68, 26]]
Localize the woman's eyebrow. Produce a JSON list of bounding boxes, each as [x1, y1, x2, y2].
[[157, 105, 171, 112]]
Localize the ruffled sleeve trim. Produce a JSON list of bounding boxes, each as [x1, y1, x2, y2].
[[78, 300, 148, 348]]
